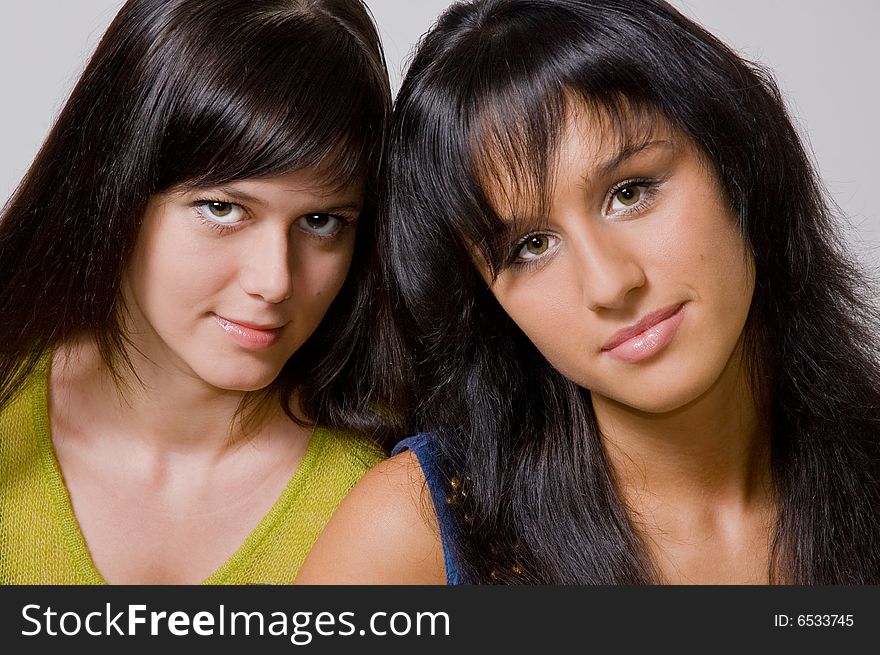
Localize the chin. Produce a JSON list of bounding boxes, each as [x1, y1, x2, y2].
[[592, 387, 699, 415], [594, 365, 731, 416], [616, 390, 702, 415], [194, 360, 286, 393]]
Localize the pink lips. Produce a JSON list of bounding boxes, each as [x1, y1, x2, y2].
[[602, 303, 686, 363], [213, 314, 286, 350]]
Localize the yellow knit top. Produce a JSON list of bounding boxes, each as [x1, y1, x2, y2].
[[0, 356, 384, 585]]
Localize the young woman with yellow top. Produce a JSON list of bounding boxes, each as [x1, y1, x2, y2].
[[0, 0, 391, 584]]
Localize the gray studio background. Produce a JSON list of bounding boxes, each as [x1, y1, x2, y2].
[[2, 0, 878, 272]]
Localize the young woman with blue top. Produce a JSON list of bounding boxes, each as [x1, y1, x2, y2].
[[297, 0, 880, 584]]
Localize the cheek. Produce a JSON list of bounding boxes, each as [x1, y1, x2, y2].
[[491, 267, 588, 370], [126, 223, 232, 323], [650, 203, 756, 385], [291, 240, 355, 310], [686, 216, 755, 307], [649, 187, 754, 300]]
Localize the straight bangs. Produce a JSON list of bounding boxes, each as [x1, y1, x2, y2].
[[400, 7, 667, 280], [471, 91, 662, 278], [144, 2, 389, 194]]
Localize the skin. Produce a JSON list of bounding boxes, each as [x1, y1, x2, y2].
[[299, 103, 771, 584], [49, 168, 363, 584], [295, 450, 447, 585], [487, 109, 755, 417], [485, 105, 771, 583], [124, 170, 362, 393]]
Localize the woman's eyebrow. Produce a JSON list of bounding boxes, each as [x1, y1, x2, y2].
[[488, 211, 551, 249], [486, 138, 674, 230], [183, 185, 267, 207], [588, 138, 674, 182], [179, 184, 363, 215], [314, 202, 363, 214]]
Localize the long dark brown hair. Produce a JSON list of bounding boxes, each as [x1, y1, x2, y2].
[[380, 0, 880, 582], [0, 0, 393, 439]]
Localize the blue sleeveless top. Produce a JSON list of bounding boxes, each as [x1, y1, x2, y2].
[[391, 433, 463, 585]]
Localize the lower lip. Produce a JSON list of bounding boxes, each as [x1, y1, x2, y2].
[[212, 315, 283, 350], [604, 305, 686, 364]]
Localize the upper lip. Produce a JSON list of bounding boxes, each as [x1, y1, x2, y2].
[[601, 303, 685, 351], [215, 314, 288, 331]]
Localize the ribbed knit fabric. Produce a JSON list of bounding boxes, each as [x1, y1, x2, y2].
[[0, 355, 384, 585]]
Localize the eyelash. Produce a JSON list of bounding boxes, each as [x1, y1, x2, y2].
[[192, 199, 357, 239], [193, 199, 248, 234], [297, 213, 358, 241], [505, 231, 559, 272], [605, 177, 660, 217], [504, 176, 662, 271]]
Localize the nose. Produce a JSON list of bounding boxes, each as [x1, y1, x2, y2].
[[575, 235, 646, 311], [239, 226, 293, 303]]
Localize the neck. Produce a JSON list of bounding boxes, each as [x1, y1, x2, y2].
[[52, 335, 290, 457], [592, 345, 770, 512]]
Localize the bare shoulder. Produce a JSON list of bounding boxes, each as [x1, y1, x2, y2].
[[296, 450, 446, 584]]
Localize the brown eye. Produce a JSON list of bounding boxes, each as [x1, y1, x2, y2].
[[526, 235, 548, 255], [304, 214, 329, 229], [208, 201, 234, 217], [198, 200, 245, 225], [515, 233, 557, 263], [297, 213, 343, 237], [615, 186, 641, 206]]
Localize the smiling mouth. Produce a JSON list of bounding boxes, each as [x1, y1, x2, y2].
[[212, 314, 287, 350], [602, 302, 687, 363]]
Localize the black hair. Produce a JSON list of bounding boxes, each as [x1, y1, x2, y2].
[[382, 0, 880, 582], [0, 0, 393, 439]]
